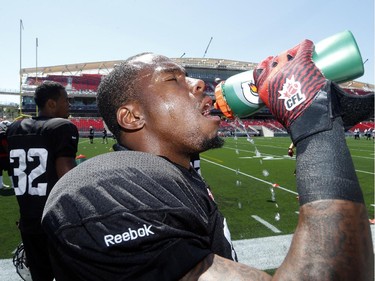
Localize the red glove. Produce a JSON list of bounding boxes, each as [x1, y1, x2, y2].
[[254, 39, 374, 145], [254, 40, 326, 129]]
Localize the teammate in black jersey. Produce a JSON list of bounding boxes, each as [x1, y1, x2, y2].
[[102, 127, 108, 144], [43, 48, 373, 280], [0, 121, 11, 189], [89, 126, 95, 143], [7, 81, 79, 281]]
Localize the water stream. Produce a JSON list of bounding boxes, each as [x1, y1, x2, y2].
[[230, 117, 280, 222]]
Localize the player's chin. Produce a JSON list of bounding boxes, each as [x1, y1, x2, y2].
[[196, 116, 223, 148], [199, 132, 224, 151]]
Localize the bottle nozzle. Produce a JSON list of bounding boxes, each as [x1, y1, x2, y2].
[[214, 82, 235, 119]]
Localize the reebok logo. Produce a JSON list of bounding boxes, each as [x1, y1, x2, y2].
[[278, 75, 306, 111], [104, 224, 155, 247]]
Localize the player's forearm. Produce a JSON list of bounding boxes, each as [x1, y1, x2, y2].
[[180, 254, 272, 281], [296, 117, 364, 205], [277, 118, 374, 280], [275, 201, 373, 281]]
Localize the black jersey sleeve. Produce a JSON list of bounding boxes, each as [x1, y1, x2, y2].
[[44, 118, 79, 158], [42, 151, 222, 281]]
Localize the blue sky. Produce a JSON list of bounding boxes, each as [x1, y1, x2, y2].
[[0, 0, 374, 103]]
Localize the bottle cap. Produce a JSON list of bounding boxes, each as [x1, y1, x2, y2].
[[312, 30, 364, 83], [214, 82, 234, 118]]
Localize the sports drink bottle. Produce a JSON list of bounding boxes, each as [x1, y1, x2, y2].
[[214, 30, 365, 118]]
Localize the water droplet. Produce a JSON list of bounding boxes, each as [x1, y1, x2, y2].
[[247, 137, 254, 144], [270, 187, 276, 202], [262, 169, 269, 177], [275, 213, 280, 221], [255, 149, 261, 157]]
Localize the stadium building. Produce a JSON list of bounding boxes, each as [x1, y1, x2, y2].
[[19, 57, 375, 137]]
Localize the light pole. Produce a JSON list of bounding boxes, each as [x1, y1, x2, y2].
[[19, 19, 24, 114], [36, 38, 38, 83]]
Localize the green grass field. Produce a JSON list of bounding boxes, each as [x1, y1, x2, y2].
[[0, 136, 374, 258]]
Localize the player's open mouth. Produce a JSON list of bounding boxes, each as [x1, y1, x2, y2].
[[201, 104, 211, 116], [201, 98, 220, 121]]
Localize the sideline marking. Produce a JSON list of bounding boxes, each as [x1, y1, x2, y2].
[[351, 155, 375, 160], [201, 158, 298, 195], [355, 169, 375, 175], [203, 155, 224, 163], [251, 215, 281, 233], [239, 155, 294, 161]]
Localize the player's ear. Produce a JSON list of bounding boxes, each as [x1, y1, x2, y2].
[[47, 99, 57, 109], [117, 102, 145, 131], [45, 99, 57, 114]]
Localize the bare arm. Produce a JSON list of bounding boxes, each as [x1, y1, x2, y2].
[[181, 130, 373, 281], [275, 200, 372, 280], [180, 200, 373, 281], [180, 254, 271, 281], [55, 156, 76, 178], [274, 120, 374, 280]]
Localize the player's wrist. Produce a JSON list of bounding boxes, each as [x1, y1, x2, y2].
[[296, 117, 364, 205], [288, 89, 331, 145]]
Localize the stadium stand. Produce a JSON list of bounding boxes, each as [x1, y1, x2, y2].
[[70, 117, 104, 131], [15, 58, 374, 136], [348, 121, 375, 134]]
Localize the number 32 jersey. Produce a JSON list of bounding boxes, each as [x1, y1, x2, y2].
[[7, 117, 78, 233]]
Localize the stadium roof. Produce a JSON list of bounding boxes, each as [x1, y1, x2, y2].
[[20, 57, 373, 91], [21, 57, 257, 76]]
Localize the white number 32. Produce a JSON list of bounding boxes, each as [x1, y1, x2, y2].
[[10, 148, 48, 196]]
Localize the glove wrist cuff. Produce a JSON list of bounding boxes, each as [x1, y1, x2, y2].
[[289, 86, 333, 145]]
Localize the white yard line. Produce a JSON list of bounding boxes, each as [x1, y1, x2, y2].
[[201, 158, 298, 195], [355, 169, 375, 175], [351, 155, 375, 160], [251, 215, 282, 233]]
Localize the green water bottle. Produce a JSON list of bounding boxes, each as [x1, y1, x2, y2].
[[214, 30, 364, 119]]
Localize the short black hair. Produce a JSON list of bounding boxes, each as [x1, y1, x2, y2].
[[97, 53, 151, 140], [34, 81, 66, 109]]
